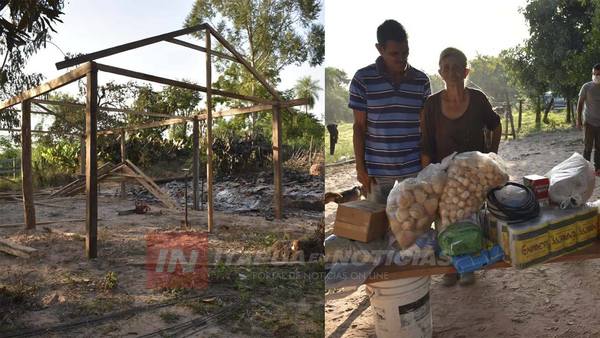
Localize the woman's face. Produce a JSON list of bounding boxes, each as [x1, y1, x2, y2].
[[439, 55, 468, 85]]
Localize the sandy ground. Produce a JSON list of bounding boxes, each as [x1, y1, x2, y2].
[[324, 129, 600, 338], [0, 176, 324, 337]]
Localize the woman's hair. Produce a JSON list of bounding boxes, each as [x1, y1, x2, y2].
[[439, 47, 467, 68]]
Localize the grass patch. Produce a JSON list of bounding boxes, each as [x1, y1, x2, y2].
[[325, 122, 354, 164], [512, 108, 574, 137], [72, 296, 131, 317], [99, 271, 118, 292], [159, 311, 182, 324], [224, 263, 324, 336]]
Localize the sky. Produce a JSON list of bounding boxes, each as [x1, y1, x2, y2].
[[325, 0, 530, 77], [22, 0, 324, 118]]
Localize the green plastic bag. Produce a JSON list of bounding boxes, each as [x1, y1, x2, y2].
[[438, 221, 482, 256]]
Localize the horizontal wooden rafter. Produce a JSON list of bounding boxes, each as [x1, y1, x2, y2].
[[97, 117, 189, 135], [165, 38, 238, 62], [0, 128, 80, 136], [55, 24, 207, 70], [31, 98, 191, 120], [0, 63, 92, 110], [95, 63, 274, 105], [96, 98, 308, 135]]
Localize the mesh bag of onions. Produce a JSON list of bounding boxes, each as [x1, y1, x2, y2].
[[386, 163, 448, 249], [438, 151, 508, 230]]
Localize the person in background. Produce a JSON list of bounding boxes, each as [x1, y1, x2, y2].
[[576, 63, 600, 176], [420, 47, 501, 286], [349, 19, 431, 204]]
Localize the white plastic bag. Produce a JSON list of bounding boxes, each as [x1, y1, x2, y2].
[[386, 164, 447, 249], [545, 153, 594, 208], [439, 151, 509, 230]]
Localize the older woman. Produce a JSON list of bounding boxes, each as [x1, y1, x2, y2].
[[420, 47, 502, 286]]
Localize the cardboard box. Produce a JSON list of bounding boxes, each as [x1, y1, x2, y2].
[[523, 175, 550, 206], [501, 203, 598, 268], [333, 200, 388, 242]]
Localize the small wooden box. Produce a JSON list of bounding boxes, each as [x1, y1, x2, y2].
[[334, 200, 389, 242]]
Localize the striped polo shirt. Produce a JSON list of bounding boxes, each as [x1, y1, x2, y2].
[[348, 57, 431, 177]]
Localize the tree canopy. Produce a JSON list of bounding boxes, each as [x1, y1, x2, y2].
[[324, 67, 352, 124]]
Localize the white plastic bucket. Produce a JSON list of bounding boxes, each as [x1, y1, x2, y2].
[[366, 276, 432, 338]]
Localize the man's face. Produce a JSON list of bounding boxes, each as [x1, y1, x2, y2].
[[376, 40, 409, 74]]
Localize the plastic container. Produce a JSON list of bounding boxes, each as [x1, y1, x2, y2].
[[366, 276, 432, 338]]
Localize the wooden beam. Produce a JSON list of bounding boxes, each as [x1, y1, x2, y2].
[[192, 117, 199, 211], [0, 63, 91, 110], [0, 128, 79, 136], [32, 98, 192, 120], [206, 28, 214, 233], [33, 103, 83, 132], [93, 99, 312, 135], [0, 238, 37, 258], [21, 100, 36, 230], [165, 38, 238, 63], [0, 218, 88, 228], [272, 104, 282, 219], [120, 130, 127, 199], [97, 116, 189, 135], [124, 160, 177, 209], [85, 65, 98, 259], [207, 26, 282, 101], [55, 24, 207, 69], [96, 63, 273, 105]]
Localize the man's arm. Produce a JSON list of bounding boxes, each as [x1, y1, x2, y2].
[[577, 94, 585, 129], [490, 122, 502, 153], [353, 110, 371, 193]]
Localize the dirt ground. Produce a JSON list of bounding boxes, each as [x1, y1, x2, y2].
[[0, 176, 324, 337], [324, 129, 600, 338]]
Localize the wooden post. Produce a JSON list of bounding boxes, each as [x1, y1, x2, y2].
[[80, 136, 85, 176], [272, 104, 282, 219], [21, 100, 36, 230], [192, 117, 200, 211], [120, 129, 127, 198], [206, 28, 214, 232], [85, 64, 98, 259], [12, 158, 16, 179]]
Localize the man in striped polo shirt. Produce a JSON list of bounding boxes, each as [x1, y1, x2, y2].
[[349, 19, 431, 204]]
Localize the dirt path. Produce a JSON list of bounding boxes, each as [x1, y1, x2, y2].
[[325, 129, 600, 338], [0, 179, 324, 337]]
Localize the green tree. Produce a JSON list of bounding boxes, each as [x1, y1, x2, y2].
[[501, 45, 548, 126], [520, 0, 598, 123], [184, 0, 324, 132], [294, 75, 321, 114], [467, 54, 517, 106], [0, 0, 64, 101], [325, 67, 352, 124]]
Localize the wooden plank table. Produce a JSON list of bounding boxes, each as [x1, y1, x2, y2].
[[366, 240, 600, 283]]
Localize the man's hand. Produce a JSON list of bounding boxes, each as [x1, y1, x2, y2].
[[356, 166, 372, 194], [576, 119, 583, 130]]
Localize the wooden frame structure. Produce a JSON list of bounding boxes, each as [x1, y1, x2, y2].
[[0, 23, 308, 258]]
